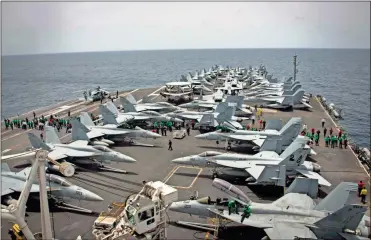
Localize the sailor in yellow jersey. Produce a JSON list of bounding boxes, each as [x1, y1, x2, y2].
[[8, 224, 25, 240], [360, 187, 368, 204]]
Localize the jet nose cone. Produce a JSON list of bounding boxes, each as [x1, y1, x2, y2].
[[194, 133, 207, 139], [83, 190, 104, 201], [168, 202, 183, 212], [173, 118, 183, 123], [172, 157, 191, 164], [121, 154, 136, 163]]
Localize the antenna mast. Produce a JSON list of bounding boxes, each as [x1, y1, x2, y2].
[[293, 55, 299, 82]]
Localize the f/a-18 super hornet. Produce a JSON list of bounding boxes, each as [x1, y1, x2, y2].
[[120, 94, 180, 113], [243, 88, 312, 110], [100, 102, 183, 127], [179, 95, 253, 117], [27, 128, 136, 177], [195, 117, 305, 154], [1, 162, 103, 205], [170, 178, 370, 240], [173, 136, 331, 187], [74, 113, 162, 141]]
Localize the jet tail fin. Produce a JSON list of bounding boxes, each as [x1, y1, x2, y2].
[[314, 204, 368, 231], [199, 114, 216, 126], [278, 117, 302, 143], [216, 106, 234, 123], [265, 119, 282, 131], [106, 101, 120, 115], [315, 182, 358, 213], [279, 136, 306, 167], [255, 165, 286, 187], [80, 112, 95, 127], [99, 105, 119, 125], [27, 133, 52, 150], [286, 178, 318, 199], [45, 126, 61, 144], [121, 94, 137, 105], [293, 89, 305, 103], [1, 163, 11, 172], [71, 119, 90, 141]]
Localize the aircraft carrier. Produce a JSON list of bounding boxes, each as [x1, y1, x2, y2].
[[1, 85, 370, 240]]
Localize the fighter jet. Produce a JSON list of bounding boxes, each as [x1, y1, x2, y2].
[[179, 96, 253, 117], [1, 163, 103, 203], [173, 136, 330, 186], [243, 89, 312, 110], [120, 94, 180, 113], [82, 86, 110, 102], [170, 178, 370, 240], [73, 114, 162, 143], [101, 102, 183, 126], [27, 129, 136, 177], [195, 117, 303, 154]]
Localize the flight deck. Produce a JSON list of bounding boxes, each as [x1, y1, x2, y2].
[[1, 86, 369, 240]]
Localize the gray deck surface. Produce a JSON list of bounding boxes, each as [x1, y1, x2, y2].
[[1, 87, 369, 240]]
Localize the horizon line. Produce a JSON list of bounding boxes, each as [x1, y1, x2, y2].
[[2, 47, 370, 57]]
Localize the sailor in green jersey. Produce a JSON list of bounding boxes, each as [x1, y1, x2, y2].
[[331, 135, 336, 148], [334, 135, 338, 147], [240, 205, 251, 223], [339, 136, 343, 148], [325, 136, 330, 147], [228, 200, 238, 215], [153, 121, 158, 128]]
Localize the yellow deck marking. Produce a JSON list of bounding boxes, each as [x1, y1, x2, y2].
[[165, 165, 203, 189]]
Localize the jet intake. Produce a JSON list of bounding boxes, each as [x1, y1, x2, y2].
[[246, 177, 255, 183]]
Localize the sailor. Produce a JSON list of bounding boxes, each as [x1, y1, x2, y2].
[[40, 133, 44, 142], [168, 140, 173, 151], [191, 120, 195, 130], [321, 118, 326, 128], [163, 125, 167, 136], [251, 115, 255, 125], [262, 120, 266, 129], [338, 129, 342, 138], [245, 124, 250, 130], [5, 119, 9, 130], [360, 187, 367, 204], [316, 129, 320, 136], [343, 135, 348, 149], [240, 205, 251, 223], [186, 124, 190, 136], [330, 135, 336, 148], [10, 121, 13, 130], [329, 127, 333, 136], [302, 123, 308, 133], [314, 134, 319, 146], [323, 127, 327, 137], [259, 119, 263, 129], [254, 105, 258, 112], [33, 111, 36, 119], [68, 110, 71, 117], [116, 90, 119, 99], [334, 135, 338, 147], [358, 181, 365, 197], [228, 200, 238, 215], [325, 136, 330, 147], [167, 121, 173, 132], [311, 128, 315, 135], [338, 136, 343, 149]]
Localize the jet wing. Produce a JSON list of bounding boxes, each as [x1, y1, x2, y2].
[[116, 114, 135, 123], [264, 222, 317, 240], [98, 128, 131, 136], [179, 114, 202, 121], [271, 193, 316, 210], [68, 140, 89, 147], [295, 169, 331, 187], [48, 149, 68, 161], [246, 165, 266, 180], [2, 176, 40, 196], [86, 130, 105, 139]]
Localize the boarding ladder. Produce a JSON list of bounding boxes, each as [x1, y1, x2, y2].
[[213, 216, 220, 240]]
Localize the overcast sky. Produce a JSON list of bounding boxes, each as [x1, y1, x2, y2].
[[2, 2, 370, 55]]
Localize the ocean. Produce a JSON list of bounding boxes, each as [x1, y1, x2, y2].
[[2, 49, 370, 147]]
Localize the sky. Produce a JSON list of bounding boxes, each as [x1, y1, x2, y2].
[[2, 2, 370, 55]]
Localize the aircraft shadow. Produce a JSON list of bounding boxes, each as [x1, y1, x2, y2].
[[218, 225, 266, 240]]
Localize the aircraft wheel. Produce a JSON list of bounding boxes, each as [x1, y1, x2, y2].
[[212, 173, 218, 179]]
